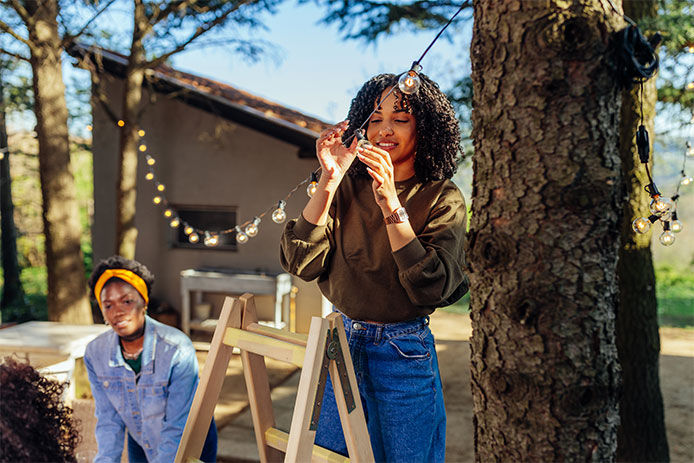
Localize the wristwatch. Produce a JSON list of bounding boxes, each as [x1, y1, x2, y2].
[[384, 207, 409, 225]]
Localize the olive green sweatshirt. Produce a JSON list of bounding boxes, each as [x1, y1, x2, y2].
[[280, 174, 469, 323]]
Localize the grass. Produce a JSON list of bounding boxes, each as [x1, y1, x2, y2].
[[441, 267, 694, 329]]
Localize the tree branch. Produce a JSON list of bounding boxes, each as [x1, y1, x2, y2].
[[150, 0, 198, 27], [0, 18, 32, 50], [8, 0, 32, 27], [146, 0, 254, 68], [61, 0, 119, 48], [0, 46, 29, 62]]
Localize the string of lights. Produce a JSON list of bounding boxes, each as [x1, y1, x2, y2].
[[631, 139, 693, 246], [110, 3, 466, 247]]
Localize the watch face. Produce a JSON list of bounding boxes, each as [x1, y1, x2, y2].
[[397, 208, 408, 221]]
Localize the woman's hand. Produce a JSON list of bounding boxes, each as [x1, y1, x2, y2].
[[316, 120, 358, 190], [356, 143, 401, 215]]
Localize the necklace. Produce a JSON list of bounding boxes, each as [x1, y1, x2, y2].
[[122, 346, 143, 360]]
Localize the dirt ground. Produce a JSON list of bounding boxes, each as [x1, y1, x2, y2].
[[71, 311, 693, 462], [430, 311, 694, 463]]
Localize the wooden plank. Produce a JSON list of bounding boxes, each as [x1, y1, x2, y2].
[[175, 297, 241, 463], [285, 316, 330, 462], [326, 313, 374, 463], [265, 428, 350, 463], [246, 322, 308, 347], [224, 328, 305, 367], [239, 294, 285, 463]]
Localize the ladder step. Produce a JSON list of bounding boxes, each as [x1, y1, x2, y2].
[[264, 428, 351, 463], [246, 322, 308, 347], [224, 327, 306, 367]]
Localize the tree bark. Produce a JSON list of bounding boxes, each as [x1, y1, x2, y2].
[[0, 74, 25, 313], [25, 0, 92, 323], [468, 1, 623, 460], [115, 0, 148, 259], [615, 1, 669, 460]]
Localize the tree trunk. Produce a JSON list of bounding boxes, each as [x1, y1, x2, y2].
[[115, 1, 148, 259], [25, 0, 92, 324], [0, 74, 25, 313], [615, 1, 669, 460], [468, 1, 623, 460]]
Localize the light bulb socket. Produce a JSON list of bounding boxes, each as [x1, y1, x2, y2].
[[277, 200, 286, 209], [645, 183, 660, 197], [663, 221, 671, 231], [409, 61, 422, 73], [648, 214, 659, 223], [309, 172, 318, 183]]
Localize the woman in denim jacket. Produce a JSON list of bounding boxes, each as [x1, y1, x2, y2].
[[84, 256, 216, 462]]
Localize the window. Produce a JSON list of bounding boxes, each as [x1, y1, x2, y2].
[[170, 205, 237, 250]]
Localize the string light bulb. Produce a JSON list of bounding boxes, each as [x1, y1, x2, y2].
[[659, 222, 675, 246], [235, 226, 249, 244], [398, 62, 423, 95], [632, 216, 655, 234], [671, 212, 683, 233], [306, 172, 319, 197], [146, 155, 156, 166], [139, 144, 147, 152], [649, 195, 673, 215], [272, 200, 287, 224], [164, 208, 173, 218], [184, 225, 194, 235], [86, 125, 93, 131], [117, 120, 125, 127], [138, 129, 145, 137], [245, 217, 261, 237], [169, 217, 180, 228], [145, 172, 154, 181], [687, 142, 694, 157], [156, 182, 165, 192], [153, 196, 162, 205], [188, 232, 199, 243], [204, 232, 219, 247], [681, 175, 693, 186]]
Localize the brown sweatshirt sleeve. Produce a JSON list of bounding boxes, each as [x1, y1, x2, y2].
[[279, 214, 333, 282], [392, 184, 469, 307]]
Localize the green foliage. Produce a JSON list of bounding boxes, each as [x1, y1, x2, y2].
[[308, 0, 470, 43], [655, 264, 694, 327], [638, 0, 694, 122]]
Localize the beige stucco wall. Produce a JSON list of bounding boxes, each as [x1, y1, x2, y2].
[[91, 74, 325, 332]]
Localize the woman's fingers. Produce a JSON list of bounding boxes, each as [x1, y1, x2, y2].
[[366, 167, 385, 185]]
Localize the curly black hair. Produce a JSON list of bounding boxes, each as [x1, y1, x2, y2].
[[344, 73, 461, 182], [88, 255, 155, 303], [0, 357, 81, 462]]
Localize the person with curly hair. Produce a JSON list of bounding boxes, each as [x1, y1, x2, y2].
[[84, 255, 216, 462], [0, 357, 80, 462], [280, 73, 468, 462]]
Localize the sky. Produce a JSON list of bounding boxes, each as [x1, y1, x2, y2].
[[169, 2, 468, 124]]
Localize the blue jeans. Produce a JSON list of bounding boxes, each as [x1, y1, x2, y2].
[[314, 312, 446, 462], [127, 418, 217, 462]]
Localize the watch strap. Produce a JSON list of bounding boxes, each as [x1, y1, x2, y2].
[[384, 207, 408, 225]]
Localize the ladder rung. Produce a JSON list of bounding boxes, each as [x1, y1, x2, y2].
[[264, 428, 351, 463], [246, 322, 308, 347], [224, 327, 306, 367]]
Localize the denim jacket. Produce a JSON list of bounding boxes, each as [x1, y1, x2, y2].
[[84, 315, 198, 463]]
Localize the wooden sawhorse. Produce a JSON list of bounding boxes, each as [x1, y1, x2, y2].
[[175, 294, 374, 463]]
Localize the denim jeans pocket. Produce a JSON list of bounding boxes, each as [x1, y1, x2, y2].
[[388, 332, 431, 360]]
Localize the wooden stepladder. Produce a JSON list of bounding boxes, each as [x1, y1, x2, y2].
[[175, 293, 374, 463]]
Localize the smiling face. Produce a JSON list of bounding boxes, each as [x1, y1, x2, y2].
[[366, 88, 417, 177], [100, 279, 147, 340]]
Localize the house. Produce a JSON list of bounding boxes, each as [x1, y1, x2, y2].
[[70, 45, 333, 333]]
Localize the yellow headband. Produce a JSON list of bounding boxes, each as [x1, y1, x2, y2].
[[95, 269, 149, 309]]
